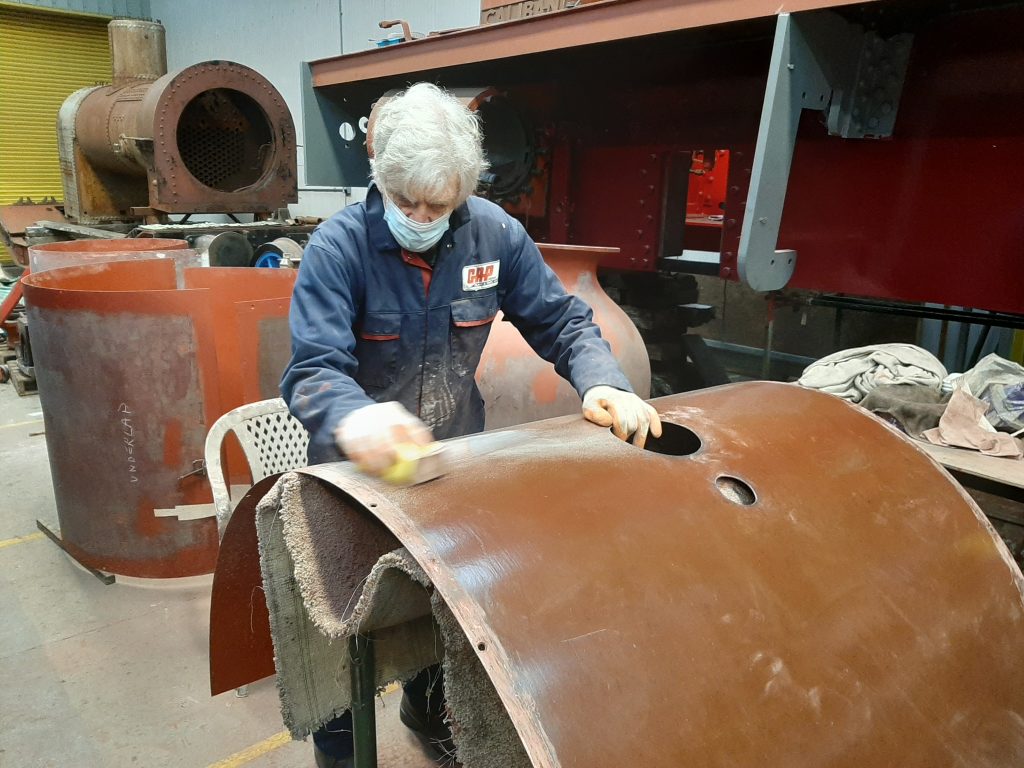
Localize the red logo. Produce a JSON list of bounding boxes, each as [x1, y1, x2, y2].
[[466, 264, 495, 285], [463, 261, 500, 291]]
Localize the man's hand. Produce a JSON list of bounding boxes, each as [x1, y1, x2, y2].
[[582, 385, 662, 448], [334, 401, 434, 476]]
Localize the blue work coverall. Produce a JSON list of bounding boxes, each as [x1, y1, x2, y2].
[[281, 184, 632, 464], [283, 185, 633, 759]]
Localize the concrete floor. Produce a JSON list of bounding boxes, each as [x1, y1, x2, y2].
[[0, 385, 438, 768]]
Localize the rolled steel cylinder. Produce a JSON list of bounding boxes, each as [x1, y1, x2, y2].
[[108, 19, 166, 86], [22, 241, 296, 578], [73, 62, 294, 206], [252, 236, 304, 268], [194, 232, 253, 268], [26, 237, 196, 275]]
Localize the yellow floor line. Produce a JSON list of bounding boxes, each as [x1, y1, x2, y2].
[[0, 419, 44, 431], [206, 731, 291, 768], [0, 531, 45, 549]]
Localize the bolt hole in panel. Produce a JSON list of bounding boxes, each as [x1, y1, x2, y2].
[[716, 474, 756, 505]]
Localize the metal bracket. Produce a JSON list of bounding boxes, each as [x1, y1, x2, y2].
[[738, 12, 913, 292], [827, 30, 913, 139], [178, 458, 207, 482]]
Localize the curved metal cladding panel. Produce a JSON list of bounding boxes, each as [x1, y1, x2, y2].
[[296, 382, 1024, 767], [22, 256, 295, 578], [209, 474, 281, 694]]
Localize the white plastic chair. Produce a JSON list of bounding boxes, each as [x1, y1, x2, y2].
[[205, 397, 309, 537]]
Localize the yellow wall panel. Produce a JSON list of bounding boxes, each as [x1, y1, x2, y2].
[[0, 5, 111, 205]]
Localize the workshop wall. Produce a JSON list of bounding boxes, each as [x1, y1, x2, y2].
[[340, 0, 478, 53], [334, 0, 480, 209]]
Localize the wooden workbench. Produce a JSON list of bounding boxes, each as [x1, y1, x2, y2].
[[918, 441, 1024, 491]]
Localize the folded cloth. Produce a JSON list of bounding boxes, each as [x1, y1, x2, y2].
[[798, 343, 947, 403], [958, 353, 1024, 432], [922, 386, 1023, 458], [860, 383, 949, 438]]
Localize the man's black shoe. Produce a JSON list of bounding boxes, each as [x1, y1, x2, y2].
[[399, 690, 456, 761], [313, 743, 353, 768]]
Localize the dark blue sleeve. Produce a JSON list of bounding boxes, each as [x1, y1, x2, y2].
[[499, 218, 633, 397], [280, 236, 375, 460]]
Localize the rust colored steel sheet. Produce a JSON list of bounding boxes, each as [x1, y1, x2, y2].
[[0, 203, 65, 267], [22, 257, 295, 578], [208, 474, 281, 694], [212, 382, 1024, 764], [233, 297, 293, 403], [184, 269, 296, 409]]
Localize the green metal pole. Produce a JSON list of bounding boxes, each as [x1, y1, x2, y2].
[[349, 633, 377, 768]]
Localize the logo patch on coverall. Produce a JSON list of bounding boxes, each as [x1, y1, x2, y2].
[[462, 261, 500, 291]]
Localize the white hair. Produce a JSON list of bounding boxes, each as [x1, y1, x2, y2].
[[370, 83, 487, 208]]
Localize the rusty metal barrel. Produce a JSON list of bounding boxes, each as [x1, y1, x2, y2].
[[23, 240, 295, 578], [58, 20, 296, 222]]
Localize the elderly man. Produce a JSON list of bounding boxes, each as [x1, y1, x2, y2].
[[282, 83, 659, 767]]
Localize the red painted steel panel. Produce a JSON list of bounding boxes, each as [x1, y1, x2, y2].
[[305, 0, 1022, 312], [780, 5, 1024, 312], [571, 146, 665, 270], [184, 268, 296, 411]]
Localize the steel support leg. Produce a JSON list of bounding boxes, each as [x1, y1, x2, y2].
[[349, 633, 377, 768]]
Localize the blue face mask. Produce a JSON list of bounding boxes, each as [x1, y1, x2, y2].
[[382, 193, 452, 253]]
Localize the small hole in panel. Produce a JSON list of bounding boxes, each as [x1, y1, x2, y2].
[[620, 421, 701, 456], [477, 641, 487, 652], [716, 475, 756, 506]]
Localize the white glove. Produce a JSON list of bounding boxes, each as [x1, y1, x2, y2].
[[334, 401, 434, 476], [582, 385, 662, 448]]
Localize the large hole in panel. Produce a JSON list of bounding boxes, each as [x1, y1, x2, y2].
[[176, 88, 273, 192], [621, 421, 702, 456]]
